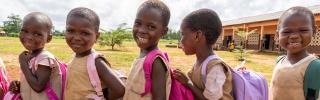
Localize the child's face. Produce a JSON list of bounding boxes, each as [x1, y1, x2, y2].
[[19, 18, 51, 51], [278, 12, 316, 54], [65, 17, 99, 54], [132, 7, 167, 50], [180, 21, 196, 55]]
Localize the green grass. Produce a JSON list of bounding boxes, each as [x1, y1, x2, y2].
[[0, 37, 279, 85]]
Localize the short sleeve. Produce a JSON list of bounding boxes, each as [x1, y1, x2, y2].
[[203, 63, 226, 100], [37, 58, 58, 69]]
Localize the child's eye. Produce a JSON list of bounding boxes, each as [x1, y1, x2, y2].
[[20, 30, 27, 33], [134, 22, 141, 27], [67, 30, 74, 34], [82, 32, 89, 35], [35, 33, 40, 36], [148, 25, 155, 29]]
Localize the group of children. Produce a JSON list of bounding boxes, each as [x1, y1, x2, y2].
[[0, 0, 319, 100]]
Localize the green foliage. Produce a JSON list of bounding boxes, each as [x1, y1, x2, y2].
[[259, 47, 266, 53], [233, 45, 250, 61], [163, 29, 181, 40], [52, 26, 65, 36], [98, 23, 131, 50], [8, 33, 19, 37], [2, 14, 22, 34], [233, 27, 257, 38]]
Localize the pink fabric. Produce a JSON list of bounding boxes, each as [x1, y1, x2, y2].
[[141, 49, 194, 100]]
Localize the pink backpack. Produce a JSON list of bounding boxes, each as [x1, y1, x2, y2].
[[85, 52, 127, 100], [141, 49, 194, 100], [3, 52, 67, 100], [200, 55, 268, 100], [0, 57, 11, 99]]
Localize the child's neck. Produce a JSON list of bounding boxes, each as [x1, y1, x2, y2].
[[194, 47, 215, 67], [75, 48, 95, 57], [139, 45, 159, 58], [31, 48, 44, 57], [286, 49, 310, 64]]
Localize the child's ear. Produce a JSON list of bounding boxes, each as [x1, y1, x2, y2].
[[95, 32, 100, 43], [162, 27, 168, 38], [195, 30, 203, 41], [313, 25, 318, 37], [47, 34, 52, 43]]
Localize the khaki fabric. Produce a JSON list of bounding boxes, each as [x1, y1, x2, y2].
[[187, 59, 233, 100], [20, 51, 62, 100], [123, 55, 172, 100], [64, 55, 107, 100], [269, 57, 316, 100]]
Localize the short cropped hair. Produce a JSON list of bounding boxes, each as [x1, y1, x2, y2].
[[67, 7, 100, 32], [279, 6, 315, 28], [182, 8, 222, 45], [23, 12, 53, 34], [139, 0, 170, 27]]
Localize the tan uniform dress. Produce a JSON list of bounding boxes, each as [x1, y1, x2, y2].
[[123, 55, 172, 100], [20, 51, 62, 100], [64, 55, 107, 100], [270, 55, 316, 100], [188, 59, 233, 100]]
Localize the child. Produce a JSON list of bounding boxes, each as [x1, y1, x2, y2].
[[270, 6, 320, 100], [0, 57, 10, 99], [9, 12, 63, 100], [122, 0, 172, 99], [173, 8, 234, 100], [64, 7, 125, 100], [230, 40, 235, 52]]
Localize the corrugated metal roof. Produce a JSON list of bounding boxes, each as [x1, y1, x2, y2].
[[222, 5, 320, 26]]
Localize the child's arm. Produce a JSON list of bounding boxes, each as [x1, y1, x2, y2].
[[0, 84, 3, 99], [173, 69, 208, 100], [95, 57, 125, 100], [19, 51, 52, 93], [151, 57, 167, 100]]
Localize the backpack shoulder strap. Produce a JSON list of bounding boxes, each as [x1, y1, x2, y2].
[[200, 55, 217, 84], [32, 51, 59, 100], [141, 49, 168, 97], [276, 55, 286, 64], [304, 59, 320, 99], [55, 59, 67, 100], [86, 52, 106, 99], [201, 55, 219, 84]]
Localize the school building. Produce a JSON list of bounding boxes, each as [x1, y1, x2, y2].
[[215, 5, 320, 54]]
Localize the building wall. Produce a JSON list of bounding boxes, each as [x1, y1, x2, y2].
[[220, 14, 320, 54]]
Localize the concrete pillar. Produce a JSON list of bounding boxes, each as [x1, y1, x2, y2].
[[259, 26, 264, 50]]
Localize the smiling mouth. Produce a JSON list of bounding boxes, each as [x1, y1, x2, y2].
[[24, 42, 34, 47], [287, 42, 302, 45], [137, 37, 148, 43], [71, 43, 83, 47]]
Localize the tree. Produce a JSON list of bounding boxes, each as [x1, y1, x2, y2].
[[163, 29, 181, 40], [233, 27, 257, 38], [2, 14, 22, 34], [98, 23, 131, 50], [232, 26, 257, 61]]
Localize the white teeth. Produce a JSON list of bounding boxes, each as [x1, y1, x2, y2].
[[289, 42, 300, 45], [138, 37, 148, 42]]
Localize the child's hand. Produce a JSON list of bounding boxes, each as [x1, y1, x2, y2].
[[173, 68, 191, 86], [19, 51, 32, 65], [9, 80, 20, 93]]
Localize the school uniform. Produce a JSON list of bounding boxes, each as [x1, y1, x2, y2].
[[20, 51, 62, 100], [64, 54, 108, 100], [270, 55, 320, 100], [188, 55, 233, 100], [123, 55, 172, 100]]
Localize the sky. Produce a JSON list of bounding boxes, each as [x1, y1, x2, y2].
[[0, 0, 319, 31]]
